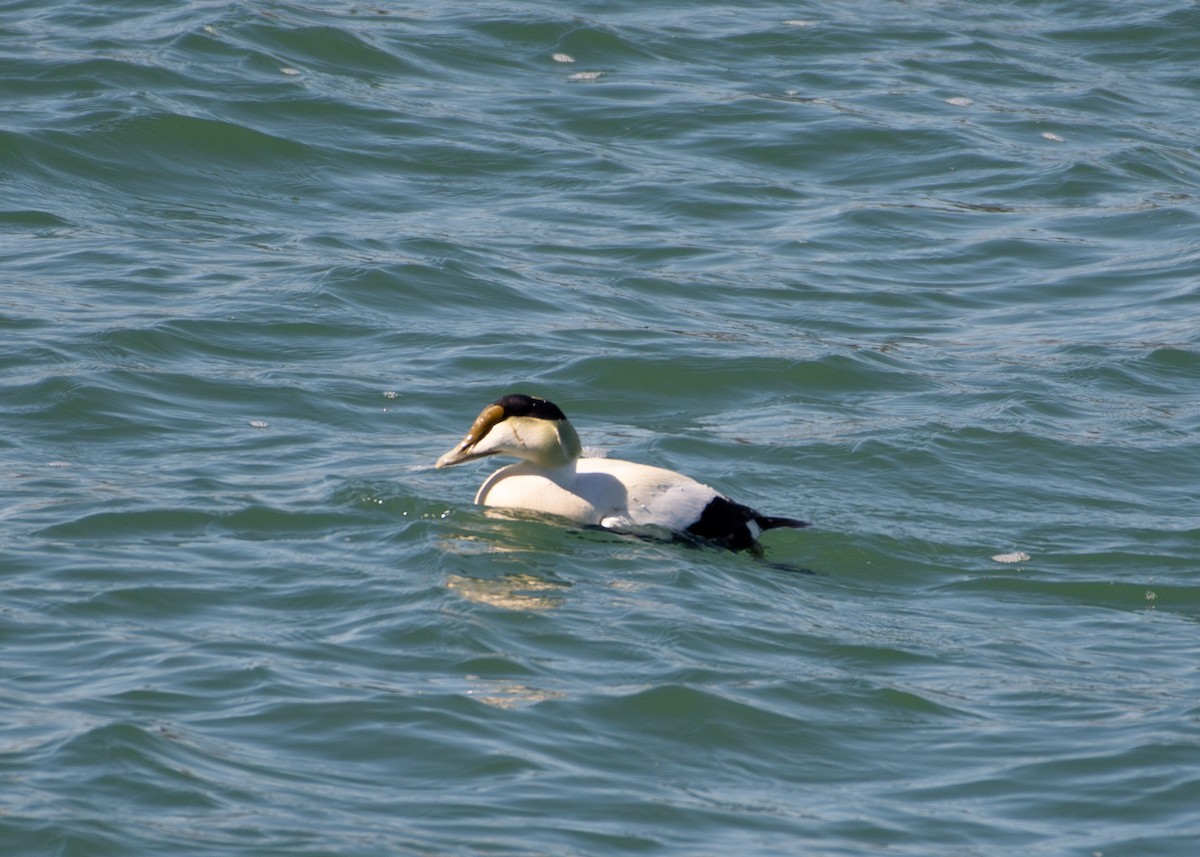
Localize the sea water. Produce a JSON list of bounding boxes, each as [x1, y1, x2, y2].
[[2, 2, 1199, 855]]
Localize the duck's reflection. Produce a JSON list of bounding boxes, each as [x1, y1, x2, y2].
[[445, 572, 566, 611]]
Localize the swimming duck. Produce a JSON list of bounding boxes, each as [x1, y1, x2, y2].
[[435, 394, 808, 553]]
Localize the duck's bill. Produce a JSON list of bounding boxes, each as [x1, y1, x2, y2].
[[435, 443, 491, 468], [434, 404, 506, 469]]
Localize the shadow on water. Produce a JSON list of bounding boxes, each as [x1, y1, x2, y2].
[[575, 523, 819, 576], [434, 503, 820, 580]]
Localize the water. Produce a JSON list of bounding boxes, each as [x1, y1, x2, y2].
[[2, 1, 1199, 854]]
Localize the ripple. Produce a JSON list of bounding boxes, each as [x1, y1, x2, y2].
[[3, 1, 1200, 855]]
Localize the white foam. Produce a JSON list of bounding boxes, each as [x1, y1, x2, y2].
[[991, 551, 1030, 564]]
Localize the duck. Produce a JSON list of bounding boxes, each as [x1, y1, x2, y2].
[[435, 394, 808, 553]]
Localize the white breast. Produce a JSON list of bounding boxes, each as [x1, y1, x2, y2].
[[474, 457, 718, 533]]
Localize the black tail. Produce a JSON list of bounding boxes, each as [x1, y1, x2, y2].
[[754, 515, 809, 531]]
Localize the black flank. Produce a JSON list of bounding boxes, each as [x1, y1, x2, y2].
[[681, 497, 776, 552], [686, 496, 809, 552]]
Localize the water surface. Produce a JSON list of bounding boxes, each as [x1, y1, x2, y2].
[[2, 2, 1199, 855]]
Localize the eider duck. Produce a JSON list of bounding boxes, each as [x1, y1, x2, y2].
[[435, 394, 808, 553]]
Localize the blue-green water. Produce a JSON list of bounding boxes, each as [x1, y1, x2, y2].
[[3, 1, 1199, 855]]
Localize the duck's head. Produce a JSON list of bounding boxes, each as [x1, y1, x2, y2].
[[435, 394, 583, 469]]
